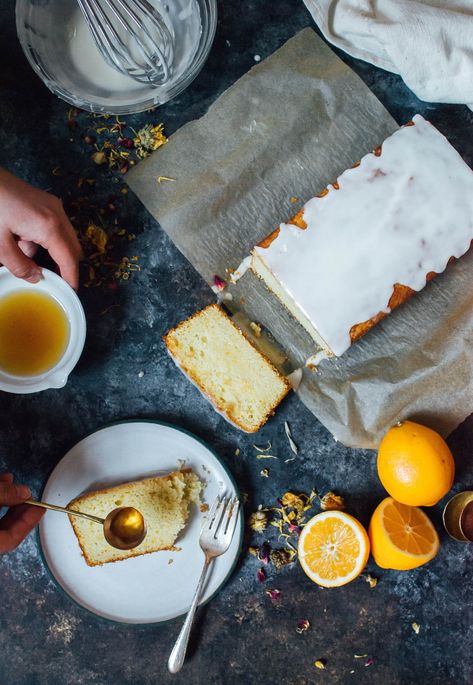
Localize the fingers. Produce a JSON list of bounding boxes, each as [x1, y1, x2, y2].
[[44, 202, 82, 290], [0, 234, 41, 283], [0, 480, 31, 506], [0, 503, 44, 553], [17, 239, 38, 259]]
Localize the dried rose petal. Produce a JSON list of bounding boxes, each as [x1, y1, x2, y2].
[[265, 588, 280, 601], [296, 619, 310, 633], [119, 137, 135, 149], [258, 542, 271, 565], [288, 523, 302, 535], [212, 275, 226, 291], [257, 568, 266, 583], [83, 134, 96, 145], [364, 657, 375, 667]]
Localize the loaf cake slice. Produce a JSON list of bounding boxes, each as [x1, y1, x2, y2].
[[164, 304, 290, 432], [68, 469, 201, 566], [250, 114, 473, 360]]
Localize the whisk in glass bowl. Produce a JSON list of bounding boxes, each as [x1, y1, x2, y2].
[[16, 0, 217, 114], [76, 0, 174, 86]]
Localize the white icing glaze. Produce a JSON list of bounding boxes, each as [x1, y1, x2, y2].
[[254, 115, 473, 356], [305, 350, 329, 368], [230, 256, 251, 283], [286, 367, 302, 389]]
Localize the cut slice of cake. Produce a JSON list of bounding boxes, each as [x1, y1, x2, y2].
[[68, 469, 201, 566], [250, 114, 473, 359], [163, 304, 290, 432]]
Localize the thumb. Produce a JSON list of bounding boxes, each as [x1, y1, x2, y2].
[[0, 481, 31, 506], [0, 235, 41, 283]]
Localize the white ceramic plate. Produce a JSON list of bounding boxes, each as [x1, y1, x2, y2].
[[39, 421, 243, 624]]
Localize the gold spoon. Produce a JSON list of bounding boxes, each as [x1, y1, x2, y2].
[[26, 499, 147, 550]]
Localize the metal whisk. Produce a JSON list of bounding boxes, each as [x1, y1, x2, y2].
[[77, 0, 174, 86]]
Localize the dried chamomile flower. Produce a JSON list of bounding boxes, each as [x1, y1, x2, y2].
[[281, 492, 305, 512], [270, 548, 294, 569], [320, 491, 345, 511], [249, 510, 270, 532]]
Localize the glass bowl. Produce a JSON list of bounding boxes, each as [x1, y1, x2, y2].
[[16, 0, 217, 114]]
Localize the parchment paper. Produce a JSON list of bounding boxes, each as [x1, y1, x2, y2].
[[127, 28, 473, 448]]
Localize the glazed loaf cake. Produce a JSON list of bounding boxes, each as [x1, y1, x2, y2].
[[250, 115, 473, 360], [68, 469, 201, 566], [164, 304, 290, 432]]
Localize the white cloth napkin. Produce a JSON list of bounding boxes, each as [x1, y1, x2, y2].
[[303, 0, 473, 109]]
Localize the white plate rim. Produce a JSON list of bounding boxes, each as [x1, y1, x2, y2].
[[37, 419, 244, 625]]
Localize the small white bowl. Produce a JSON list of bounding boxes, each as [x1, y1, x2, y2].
[[0, 267, 86, 394]]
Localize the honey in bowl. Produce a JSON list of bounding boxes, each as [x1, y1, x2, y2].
[[0, 290, 70, 377]]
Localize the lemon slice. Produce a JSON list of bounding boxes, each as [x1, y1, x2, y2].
[[369, 497, 440, 570], [298, 511, 370, 587]]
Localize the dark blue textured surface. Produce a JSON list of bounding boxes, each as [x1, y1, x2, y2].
[[0, 1, 472, 683]]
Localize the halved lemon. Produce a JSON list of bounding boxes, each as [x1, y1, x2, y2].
[[369, 497, 440, 570], [298, 511, 370, 587]]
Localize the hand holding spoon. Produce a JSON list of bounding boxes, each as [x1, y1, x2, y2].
[[26, 499, 147, 550]]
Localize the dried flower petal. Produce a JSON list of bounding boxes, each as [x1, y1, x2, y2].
[[253, 441, 272, 452], [296, 619, 310, 633], [91, 150, 108, 165], [265, 588, 280, 601], [260, 468, 269, 478], [281, 492, 305, 512], [234, 448, 240, 456], [258, 542, 270, 565], [320, 491, 345, 511], [364, 574, 378, 589], [248, 546, 259, 557], [256, 454, 278, 460], [86, 224, 108, 254], [314, 660, 326, 670], [211, 274, 226, 293], [249, 510, 270, 532], [364, 657, 375, 667], [257, 568, 266, 582], [354, 654, 368, 659], [284, 421, 299, 454], [270, 548, 293, 569], [412, 622, 420, 634]]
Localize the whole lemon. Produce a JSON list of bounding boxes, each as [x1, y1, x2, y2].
[[377, 420, 455, 506]]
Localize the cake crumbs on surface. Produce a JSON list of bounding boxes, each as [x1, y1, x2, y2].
[[363, 573, 378, 588], [200, 503, 209, 513], [250, 321, 262, 337]]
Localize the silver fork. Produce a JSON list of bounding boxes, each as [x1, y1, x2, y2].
[[168, 495, 240, 674]]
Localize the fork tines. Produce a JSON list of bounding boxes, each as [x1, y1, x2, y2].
[[206, 495, 240, 540]]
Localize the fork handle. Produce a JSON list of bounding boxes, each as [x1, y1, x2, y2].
[[168, 556, 212, 674]]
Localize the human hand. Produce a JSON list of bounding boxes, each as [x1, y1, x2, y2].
[[0, 167, 82, 289], [0, 473, 44, 554]]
